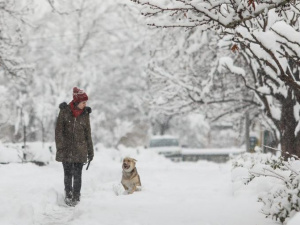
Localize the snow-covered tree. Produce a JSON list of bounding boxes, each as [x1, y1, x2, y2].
[[146, 27, 262, 146], [0, 1, 35, 142], [131, 0, 300, 157], [0, 0, 154, 148], [0, 0, 31, 77]]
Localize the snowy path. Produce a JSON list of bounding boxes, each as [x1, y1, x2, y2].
[[0, 149, 276, 225]]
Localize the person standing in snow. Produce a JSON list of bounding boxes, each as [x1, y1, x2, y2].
[[55, 87, 94, 206]]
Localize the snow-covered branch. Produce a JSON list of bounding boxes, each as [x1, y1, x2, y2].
[[131, 0, 300, 157]]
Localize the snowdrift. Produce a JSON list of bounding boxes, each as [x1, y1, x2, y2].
[[0, 142, 53, 165]]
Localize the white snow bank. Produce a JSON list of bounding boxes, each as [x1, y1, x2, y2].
[[23, 142, 53, 163], [0, 144, 22, 163], [288, 213, 300, 225], [3, 142, 54, 164]]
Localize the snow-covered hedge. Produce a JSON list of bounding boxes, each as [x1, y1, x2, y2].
[[232, 152, 300, 223], [0, 143, 22, 164], [1, 142, 54, 165]]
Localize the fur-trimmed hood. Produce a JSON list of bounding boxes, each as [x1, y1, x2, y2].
[[59, 102, 92, 114]]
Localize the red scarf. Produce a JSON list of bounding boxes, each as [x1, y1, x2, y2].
[[69, 101, 84, 118]]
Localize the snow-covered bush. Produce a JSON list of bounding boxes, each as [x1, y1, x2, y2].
[[0, 143, 22, 164], [232, 153, 300, 223], [1, 142, 53, 165]]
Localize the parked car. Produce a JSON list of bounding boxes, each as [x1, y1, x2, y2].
[[148, 135, 182, 161]]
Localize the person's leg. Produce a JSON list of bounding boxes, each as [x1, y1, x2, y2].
[[62, 162, 73, 198], [73, 163, 84, 201]]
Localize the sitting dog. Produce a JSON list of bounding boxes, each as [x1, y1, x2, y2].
[[121, 157, 141, 194]]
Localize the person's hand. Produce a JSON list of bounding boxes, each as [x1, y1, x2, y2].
[[88, 155, 93, 162]]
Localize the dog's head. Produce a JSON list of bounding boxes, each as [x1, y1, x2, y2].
[[122, 157, 137, 172]]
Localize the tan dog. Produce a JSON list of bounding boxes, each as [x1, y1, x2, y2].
[[121, 157, 141, 194]]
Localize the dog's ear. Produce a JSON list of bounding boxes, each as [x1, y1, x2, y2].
[[132, 158, 137, 162]]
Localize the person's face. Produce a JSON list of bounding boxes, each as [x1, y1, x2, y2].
[[78, 101, 87, 109]]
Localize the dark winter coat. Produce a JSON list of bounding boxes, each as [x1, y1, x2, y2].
[[55, 102, 94, 163]]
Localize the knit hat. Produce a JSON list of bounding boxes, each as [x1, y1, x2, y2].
[[73, 87, 88, 103]]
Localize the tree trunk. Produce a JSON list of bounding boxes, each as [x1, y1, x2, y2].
[[159, 124, 167, 135], [280, 91, 300, 159], [245, 112, 250, 152]]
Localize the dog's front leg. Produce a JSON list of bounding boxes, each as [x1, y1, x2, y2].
[[129, 185, 137, 194], [122, 183, 129, 190]]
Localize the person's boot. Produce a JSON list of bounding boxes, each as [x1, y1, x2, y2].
[[72, 192, 80, 206], [64, 190, 73, 206]]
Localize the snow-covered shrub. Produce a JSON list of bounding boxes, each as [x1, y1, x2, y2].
[[0, 143, 22, 164], [232, 153, 300, 223], [2, 142, 53, 165]]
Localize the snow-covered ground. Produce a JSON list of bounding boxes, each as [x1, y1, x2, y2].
[[0, 146, 279, 225]]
